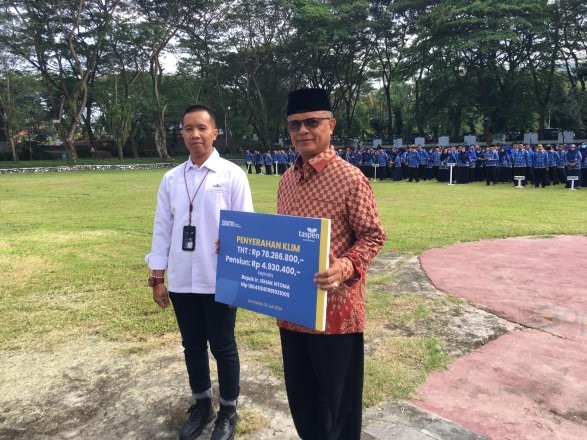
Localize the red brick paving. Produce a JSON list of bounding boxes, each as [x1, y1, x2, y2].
[[415, 235, 587, 440]]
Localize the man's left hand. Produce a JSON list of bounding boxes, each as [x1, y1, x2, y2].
[[314, 252, 344, 290]]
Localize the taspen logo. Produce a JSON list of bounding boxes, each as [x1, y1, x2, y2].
[[299, 227, 320, 240]]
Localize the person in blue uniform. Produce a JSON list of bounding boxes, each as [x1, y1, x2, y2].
[[455, 146, 470, 183], [483, 145, 498, 185], [467, 146, 477, 183], [376, 148, 389, 180], [511, 143, 528, 186], [390, 148, 404, 181], [525, 144, 535, 185], [545, 146, 558, 185], [556, 144, 567, 185], [417, 145, 429, 180], [254, 150, 263, 174], [565, 144, 582, 188], [497, 146, 512, 183], [276, 149, 288, 175], [406, 145, 420, 182], [474, 145, 484, 181], [244, 149, 254, 174], [532, 144, 549, 188], [263, 151, 273, 175]]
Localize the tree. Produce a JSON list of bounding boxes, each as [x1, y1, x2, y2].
[[131, 0, 202, 159], [221, 0, 294, 150], [289, 0, 373, 140], [0, 0, 122, 160], [406, 0, 552, 142], [370, 0, 431, 138]]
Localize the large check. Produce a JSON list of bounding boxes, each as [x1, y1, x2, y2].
[[215, 210, 331, 331]]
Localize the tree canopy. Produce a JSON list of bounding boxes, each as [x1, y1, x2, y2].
[[0, 0, 585, 161]]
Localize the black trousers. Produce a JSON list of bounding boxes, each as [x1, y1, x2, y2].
[[534, 168, 548, 187], [407, 166, 419, 182], [485, 166, 497, 185], [280, 329, 364, 440], [512, 167, 526, 186], [170, 293, 239, 401]]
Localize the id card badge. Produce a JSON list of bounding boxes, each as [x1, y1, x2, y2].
[[182, 226, 196, 251]]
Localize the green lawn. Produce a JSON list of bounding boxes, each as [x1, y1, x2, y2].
[[1, 168, 585, 404]]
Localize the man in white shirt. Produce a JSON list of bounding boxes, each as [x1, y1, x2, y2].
[[146, 105, 253, 440]]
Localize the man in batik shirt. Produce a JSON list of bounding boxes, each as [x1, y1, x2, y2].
[[277, 88, 386, 440]]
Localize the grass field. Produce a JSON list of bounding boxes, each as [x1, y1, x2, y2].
[[1, 167, 585, 405]]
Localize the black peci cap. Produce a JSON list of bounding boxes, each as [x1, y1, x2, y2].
[[287, 88, 331, 116]]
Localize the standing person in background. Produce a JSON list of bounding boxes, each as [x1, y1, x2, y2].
[[545, 146, 558, 185], [244, 149, 253, 174], [532, 144, 549, 188], [417, 145, 429, 180], [497, 146, 512, 183], [511, 143, 528, 186], [277, 88, 386, 440], [467, 146, 477, 183], [377, 148, 389, 180], [455, 146, 470, 184], [406, 145, 420, 182], [556, 144, 567, 185], [565, 144, 582, 188], [146, 105, 254, 440], [263, 151, 273, 175], [483, 145, 498, 185], [430, 146, 441, 180], [525, 144, 535, 185], [254, 150, 263, 174], [475, 145, 485, 181]]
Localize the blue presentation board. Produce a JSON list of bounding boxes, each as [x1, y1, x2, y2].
[[215, 210, 331, 331]]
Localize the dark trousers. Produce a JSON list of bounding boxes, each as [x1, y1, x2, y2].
[[485, 166, 497, 185], [534, 168, 548, 187], [456, 165, 469, 183], [170, 292, 239, 401], [407, 166, 419, 182], [280, 329, 364, 440], [513, 167, 526, 186]]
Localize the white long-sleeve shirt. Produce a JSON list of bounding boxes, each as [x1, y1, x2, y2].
[[145, 149, 254, 293]]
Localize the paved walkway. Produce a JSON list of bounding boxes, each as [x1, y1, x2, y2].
[[405, 235, 587, 440]]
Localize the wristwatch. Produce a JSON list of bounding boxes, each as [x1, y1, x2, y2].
[[148, 276, 165, 287]]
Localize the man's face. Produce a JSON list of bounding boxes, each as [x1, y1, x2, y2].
[[182, 110, 218, 165], [287, 110, 335, 161]]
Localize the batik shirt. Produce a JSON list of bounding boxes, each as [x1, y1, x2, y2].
[[277, 145, 386, 334]]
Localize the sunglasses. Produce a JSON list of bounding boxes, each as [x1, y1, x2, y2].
[[287, 117, 332, 132]]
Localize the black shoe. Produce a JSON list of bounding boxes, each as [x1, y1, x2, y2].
[[211, 404, 239, 440], [179, 398, 216, 440]]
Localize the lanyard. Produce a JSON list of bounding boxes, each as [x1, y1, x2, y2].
[[183, 163, 210, 225]]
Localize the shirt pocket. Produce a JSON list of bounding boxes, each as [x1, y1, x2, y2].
[[206, 183, 231, 209], [311, 196, 344, 221]]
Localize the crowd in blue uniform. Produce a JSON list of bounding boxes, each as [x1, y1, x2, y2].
[[334, 143, 586, 189], [244, 143, 586, 188], [244, 149, 296, 176]]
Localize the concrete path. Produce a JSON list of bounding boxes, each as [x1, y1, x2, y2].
[[410, 235, 587, 440]]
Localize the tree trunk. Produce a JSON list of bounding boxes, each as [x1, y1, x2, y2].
[[150, 53, 170, 160], [64, 138, 79, 161], [8, 132, 18, 162], [128, 132, 139, 158]]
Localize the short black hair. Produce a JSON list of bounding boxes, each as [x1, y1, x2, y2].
[[182, 104, 216, 126]]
